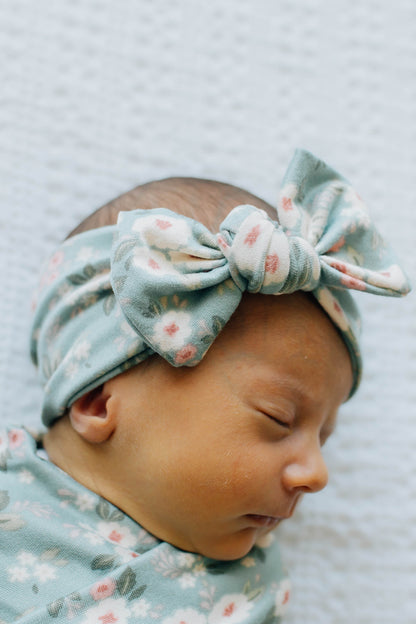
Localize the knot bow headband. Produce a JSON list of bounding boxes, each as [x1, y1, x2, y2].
[[31, 150, 410, 426]]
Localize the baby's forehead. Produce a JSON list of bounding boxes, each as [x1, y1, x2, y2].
[[179, 292, 353, 405]]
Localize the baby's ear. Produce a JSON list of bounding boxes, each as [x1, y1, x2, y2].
[[69, 385, 116, 444]]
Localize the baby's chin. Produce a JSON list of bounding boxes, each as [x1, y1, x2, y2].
[[185, 527, 274, 562]]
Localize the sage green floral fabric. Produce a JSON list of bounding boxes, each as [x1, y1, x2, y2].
[[30, 149, 410, 426], [0, 427, 289, 623]]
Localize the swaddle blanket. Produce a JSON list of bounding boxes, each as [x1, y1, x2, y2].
[[30, 149, 410, 427], [0, 427, 289, 623]]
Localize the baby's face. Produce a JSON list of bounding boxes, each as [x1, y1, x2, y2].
[[105, 292, 352, 560]]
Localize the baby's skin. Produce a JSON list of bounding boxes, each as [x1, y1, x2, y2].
[[44, 290, 352, 561]]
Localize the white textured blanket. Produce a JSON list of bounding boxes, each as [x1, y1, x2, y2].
[[0, 1, 415, 622]]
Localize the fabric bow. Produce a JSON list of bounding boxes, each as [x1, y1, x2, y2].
[[110, 150, 410, 392], [31, 149, 410, 426]]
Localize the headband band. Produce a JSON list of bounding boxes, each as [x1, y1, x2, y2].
[[31, 149, 410, 426]]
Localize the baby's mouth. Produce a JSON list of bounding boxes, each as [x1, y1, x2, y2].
[[244, 514, 284, 528]]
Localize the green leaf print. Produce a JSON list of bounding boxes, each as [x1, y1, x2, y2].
[[0, 513, 25, 531], [117, 567, 136, 596], [103, 294, 116, 316], [212, 315, 225, 334], [47, 598, 64, 618], [91, 554, 119, 570], [113, 239, 137, 264], [40, 547, 61, 561], [206, 559, 240, 575], [128, 585, 147, 601], [0, 451, 11, 471], [251, 545, 266, 562], [109, 508, 125, 522], [84, 264, 96, 279], [96, 498, 111, 520], [67, 272, 89, 286], [0, 491, 9, 511]]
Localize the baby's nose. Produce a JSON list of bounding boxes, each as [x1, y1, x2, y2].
[[282, 446, 329, 494]]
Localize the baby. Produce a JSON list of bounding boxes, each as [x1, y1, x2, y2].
[[0, 150, 410, 623]]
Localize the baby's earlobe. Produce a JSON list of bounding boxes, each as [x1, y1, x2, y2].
[[69, 385, 116, 444]]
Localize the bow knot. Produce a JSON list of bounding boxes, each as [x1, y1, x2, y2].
[[218, 207, 321, 294]]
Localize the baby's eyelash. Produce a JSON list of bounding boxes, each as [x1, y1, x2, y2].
[[263, 412, 291, 429]]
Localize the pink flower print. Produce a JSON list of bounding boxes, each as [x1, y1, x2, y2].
[[281, 196, 293, 211], [316, 288, 349, 332], [81, 598, 130, 624], [90, 578, 116, 601], [99, 615, 117, 624], [330, 259, 347, 274], [329, 235, 346, 253], [155, 218, 173, 230], [48, 250, 64, 270], [97, 522, 137, 549], [175, 344, 198, 365], [208, 593, 253, 623], [162, 608, 207, 624], [165, 322, 180, 337], [8, 429, 24, 449], [148, 257, 160, 270], [340, 275, 366, 291], [274, 579, 291, 617], [152, 311, 192, 352], [265, 253, 279, 274], [108, 530, 123, 543], [217, 234, 229, 251], [244, 224, 261, 246]]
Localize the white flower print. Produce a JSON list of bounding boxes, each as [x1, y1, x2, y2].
[[151, 311, 192, 352], [162, 607, 207, 624], [130, 598, 151, 617], [64, 359, 80, 380], [255, 530, 275, 549], [178, 572, 196, 589], [97, 521, 138, 549], [131, 213, 192, 251], [17, 551, 37, 567], [193, 562, 207, 577], [114, 320, 143, 355], [274, 578, 291, 616], [18, 469, 35, 484], [76, 246, 95, 263], [278, 183, 302, 229], [133, 248, 183, 279], [7, 565, 30, 583], [75, 493, 96, 511], [8, 551, 60, 585], [80, 597, 130, 624], [315, 288, 349, 332], [366, 263, 409, 292], [72, 339, 92, 360], [33, 562, 57, 583], [208, 593, 253, 623], [176, 552, 195, 569]]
